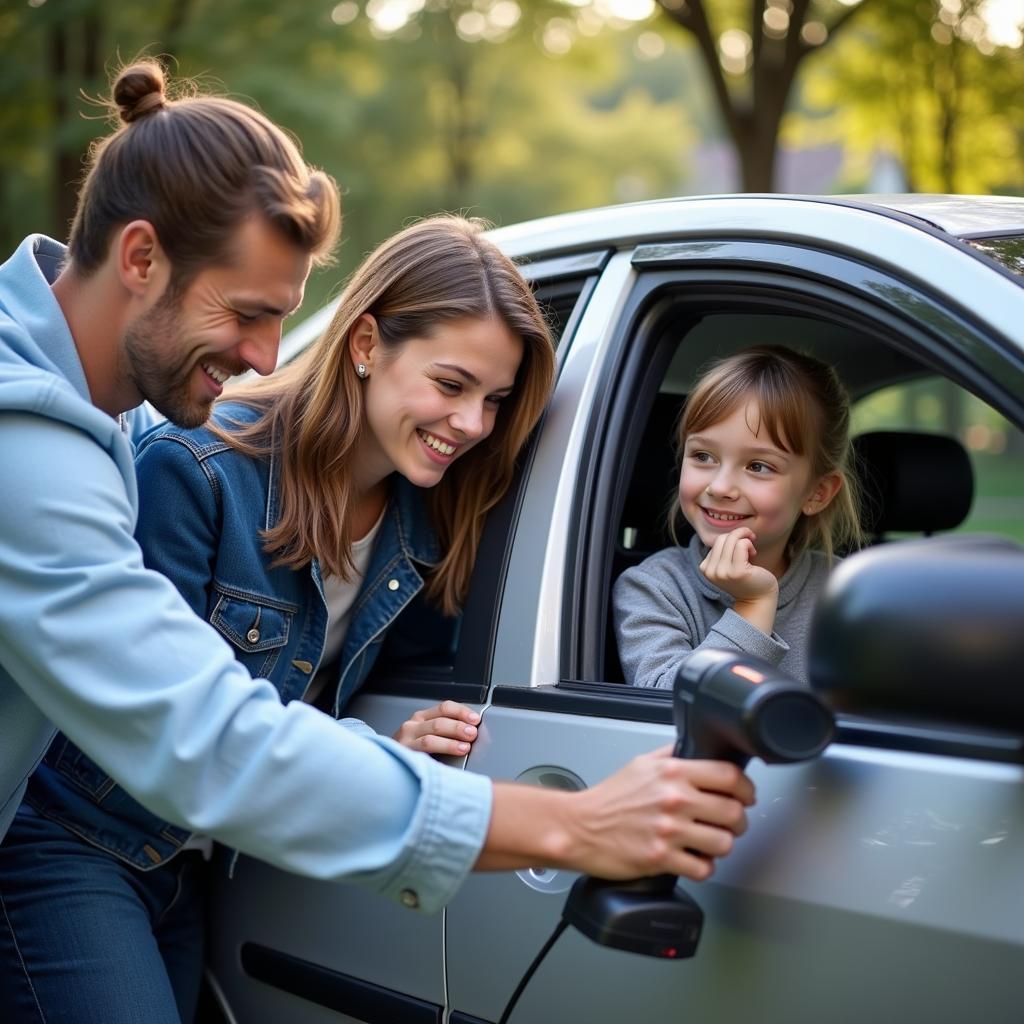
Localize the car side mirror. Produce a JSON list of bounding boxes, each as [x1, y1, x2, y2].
[[809, 535, 1024, 730]]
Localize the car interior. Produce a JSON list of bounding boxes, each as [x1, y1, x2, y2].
[[372, 301, 1016, 691], [603, 309, 979, 684]]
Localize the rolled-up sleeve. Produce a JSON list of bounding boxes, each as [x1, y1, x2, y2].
[[0, 413, 490, 912]]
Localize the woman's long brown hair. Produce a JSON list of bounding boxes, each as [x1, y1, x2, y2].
[[213, 215, 555, 615]]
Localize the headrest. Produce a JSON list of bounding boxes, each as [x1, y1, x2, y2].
[[853, 431, 973, 536]]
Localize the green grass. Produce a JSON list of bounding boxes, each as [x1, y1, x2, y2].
[[956, 515, 1024, 546]]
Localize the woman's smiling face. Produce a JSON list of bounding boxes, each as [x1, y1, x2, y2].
[[678, 399, 822, 576], [357, 315, 523, 490]]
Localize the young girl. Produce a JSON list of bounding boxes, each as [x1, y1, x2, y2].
[[614, 345, 862, 689], [4, 215, 557, 1023]]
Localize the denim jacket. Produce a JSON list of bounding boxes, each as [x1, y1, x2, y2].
[[26, 403, 444, 871]]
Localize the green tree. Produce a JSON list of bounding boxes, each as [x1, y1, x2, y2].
[[0, 0, 204, 248], [1, 0, 696, 320], [652, 0, 874, 190], [799, 0, 1024, 193], [331, 3, 693, 220]]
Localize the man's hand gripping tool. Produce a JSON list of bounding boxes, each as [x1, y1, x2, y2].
[[561, 649, 834, 958]]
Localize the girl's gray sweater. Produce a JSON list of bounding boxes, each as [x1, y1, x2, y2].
[[612, 534, 834, 688]]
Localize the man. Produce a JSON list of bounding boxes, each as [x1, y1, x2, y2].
[[0, 59, 754, 911]]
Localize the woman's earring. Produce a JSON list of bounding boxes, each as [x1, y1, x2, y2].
[[356, 363, 367, 378]]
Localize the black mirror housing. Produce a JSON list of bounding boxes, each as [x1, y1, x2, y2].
[[809, 536, 1024, 730]]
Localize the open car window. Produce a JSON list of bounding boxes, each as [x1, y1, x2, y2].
[[594, 295, 1021, 697], [366, 265, 599, 693]]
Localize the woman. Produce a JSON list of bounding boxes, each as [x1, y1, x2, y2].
[[4, 215, 556, 1024]]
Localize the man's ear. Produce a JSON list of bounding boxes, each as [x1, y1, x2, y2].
[[348, 313, 379, 373], [116, 220, 171, 299], [804, 471, 844, 517]]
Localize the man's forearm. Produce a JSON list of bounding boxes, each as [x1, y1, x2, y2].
[[475, 751, 755, 882], [475, 782, 576, 871]]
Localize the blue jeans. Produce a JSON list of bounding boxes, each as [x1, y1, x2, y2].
[[0, 804, 206, 1024]]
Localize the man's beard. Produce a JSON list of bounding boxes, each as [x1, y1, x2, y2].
[[120, 289, 213, 430]]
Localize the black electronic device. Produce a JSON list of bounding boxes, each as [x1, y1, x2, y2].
[[562, 648, 834, 959]]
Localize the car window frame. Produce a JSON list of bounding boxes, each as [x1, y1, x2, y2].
[[544, 245, 1024, 763]]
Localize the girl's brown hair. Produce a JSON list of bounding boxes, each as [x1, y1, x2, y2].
[[215, 215, 556, 615], [672, 345, 863, 562], [68, 58, 339, 285]]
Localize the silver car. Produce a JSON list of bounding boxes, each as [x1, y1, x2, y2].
[[206, 195, 1024, 1024]]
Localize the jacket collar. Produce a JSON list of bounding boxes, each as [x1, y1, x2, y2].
[[202, 403, 275, 527], [209, 401, 440, 565], [0, 235, 91, 403], [388, 476, 441, 566]]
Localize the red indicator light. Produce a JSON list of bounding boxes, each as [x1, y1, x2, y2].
[[660, 947, 678, 958], [731, 664, 765, 684]]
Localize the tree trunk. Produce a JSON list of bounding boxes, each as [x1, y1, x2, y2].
[[656, 0, 874, 193], [435, 8, 477, 208], [49, 22, 78, 242], [734, 113, 779, 192], [447, 56, 474, 201], [938, 377, 964, 438], [937, 34, 963, 194]]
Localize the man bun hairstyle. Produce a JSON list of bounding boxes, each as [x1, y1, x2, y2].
[[112, 61, 169, 123], [68, 57, 340, 286]]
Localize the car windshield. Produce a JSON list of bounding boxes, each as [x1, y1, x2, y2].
[[965, 235, 1024, 280]]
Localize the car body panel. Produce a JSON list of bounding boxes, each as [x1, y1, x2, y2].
[[486, 194, 1024, 254], [207, 195, 1024, 1023], [852, 192, 1024, 235], [207, 695, 461, 1023], [446, 705, 1024, 1022]]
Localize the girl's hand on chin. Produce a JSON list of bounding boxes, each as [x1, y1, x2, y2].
[[393, 699, 481, 758], [699, 527, 779, 604]]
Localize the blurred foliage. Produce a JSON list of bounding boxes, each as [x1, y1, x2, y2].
[[0, 0, 696, 316], [1, 0, 1021, 319], [795, 0, 1024, 193]]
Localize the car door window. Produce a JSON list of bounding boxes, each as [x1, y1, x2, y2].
[[852, 378, 1024, 544], [560, 262, 1023, 767]]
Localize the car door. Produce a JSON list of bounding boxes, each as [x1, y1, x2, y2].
[[204, 257, 604, 1024], [443, 234, 1024, 1024]]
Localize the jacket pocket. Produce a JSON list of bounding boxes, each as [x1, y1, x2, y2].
[[43, 736, 118, 801], [210, 589, 295, 680]]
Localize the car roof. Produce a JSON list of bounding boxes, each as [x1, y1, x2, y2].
[[486, 193, 1024, 258], [843, 194, 1024, 235], [273, 194, 1024, 372]]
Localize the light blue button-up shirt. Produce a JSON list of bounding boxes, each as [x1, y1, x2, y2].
[[0, 235, 491, 912]]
